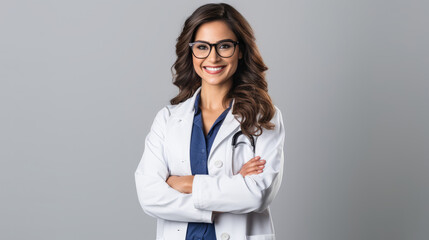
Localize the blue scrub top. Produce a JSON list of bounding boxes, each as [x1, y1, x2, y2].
[[186, 91, 232, 240]]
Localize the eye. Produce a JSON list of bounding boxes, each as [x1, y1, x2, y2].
[[195, 43, 209, 50], [218, 42, 234, 50]]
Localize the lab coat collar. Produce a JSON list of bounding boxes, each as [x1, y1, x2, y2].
[[171, 86, 241, 158]]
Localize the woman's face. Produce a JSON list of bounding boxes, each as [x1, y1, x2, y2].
[[192, 20, 242, 88]]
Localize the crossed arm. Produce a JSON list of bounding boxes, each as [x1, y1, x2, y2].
[[166, 156, 266, 194]]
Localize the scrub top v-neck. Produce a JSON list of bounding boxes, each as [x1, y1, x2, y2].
[[186, 91, 232, 240]]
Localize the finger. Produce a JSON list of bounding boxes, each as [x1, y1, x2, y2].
[[249, 156, 261, 162], [243, 169, 263, 176], [255, 159, 266, 165], [240, 158, 264, 174], [248, 159, 264, 165], [249, 165, 265, 172], [246, 159, 266, 168], [243, 165, 264, 173], [244, 165, 264, 174], [241, 162, 265, 173]]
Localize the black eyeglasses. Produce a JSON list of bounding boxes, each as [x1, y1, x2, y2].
[[189, 39, 239, 59]]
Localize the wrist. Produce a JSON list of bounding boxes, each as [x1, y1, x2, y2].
[[187, 175, 194, 193]]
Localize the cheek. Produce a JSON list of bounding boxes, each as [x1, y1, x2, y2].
[[192, 59, 203, 70], [192, 59, 205, 78], [227, 59, 239, 72]]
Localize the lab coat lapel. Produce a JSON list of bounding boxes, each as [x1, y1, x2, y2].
[[169, 87, 201, 175]]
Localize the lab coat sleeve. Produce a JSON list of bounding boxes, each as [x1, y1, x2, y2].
[[192, 106, 285, 214], [134, 107, 213, 223]]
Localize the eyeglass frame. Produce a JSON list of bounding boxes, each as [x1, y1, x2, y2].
[[188, 39, 240, 59]]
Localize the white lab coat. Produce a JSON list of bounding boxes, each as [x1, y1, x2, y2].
[[135, 86, 285, 240]]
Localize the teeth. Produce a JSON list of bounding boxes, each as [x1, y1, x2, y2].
[[205, 66, 224, 71]]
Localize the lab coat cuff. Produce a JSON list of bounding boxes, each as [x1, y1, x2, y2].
[[193, 175, 213, 223], [202, 209, 214, 223], [192, 174, 206, 210]]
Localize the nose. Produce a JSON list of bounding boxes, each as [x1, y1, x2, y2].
[[207, 45, 221, 61]]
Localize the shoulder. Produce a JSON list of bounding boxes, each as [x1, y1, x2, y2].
[[256, 104, 285, 137], [257, 104, 284, 127], [272, 105, 284, 125], [152, 100, 187, 124], [153, 104, 173, 123]]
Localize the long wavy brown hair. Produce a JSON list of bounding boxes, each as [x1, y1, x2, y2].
[[170, 3, 275, 137]]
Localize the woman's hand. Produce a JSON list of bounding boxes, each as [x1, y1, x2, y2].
[[166, 175, 194, 194], [239, 156, 266, 177]]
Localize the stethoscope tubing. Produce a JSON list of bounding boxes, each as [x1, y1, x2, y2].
[[231, 130, 255, 154]]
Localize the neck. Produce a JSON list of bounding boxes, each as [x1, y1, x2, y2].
[[200, 80, 232, 111]]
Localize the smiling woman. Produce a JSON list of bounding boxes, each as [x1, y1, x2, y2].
[[135, 3, 285, 240]]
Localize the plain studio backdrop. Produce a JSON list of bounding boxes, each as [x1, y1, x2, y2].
[[1, 0, 428, 239]]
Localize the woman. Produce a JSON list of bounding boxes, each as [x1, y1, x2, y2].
[[135, 3, 285, 240]]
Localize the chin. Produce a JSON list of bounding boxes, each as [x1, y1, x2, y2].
[[202, 77, 232, 86], [200, 71, 233, 86]]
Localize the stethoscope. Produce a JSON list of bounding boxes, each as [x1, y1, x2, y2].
[[232, 130, 256, 154]]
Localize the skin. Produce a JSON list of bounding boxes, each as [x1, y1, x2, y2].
[[166, 20, 266, 196]]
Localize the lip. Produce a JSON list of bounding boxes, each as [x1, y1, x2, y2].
[[203, 65, 226, 74]]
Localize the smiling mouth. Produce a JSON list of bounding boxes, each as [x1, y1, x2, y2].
[[203, 66, 226, 74]]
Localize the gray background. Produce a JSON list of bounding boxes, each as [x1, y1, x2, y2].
[[1, 0, 428, 239]]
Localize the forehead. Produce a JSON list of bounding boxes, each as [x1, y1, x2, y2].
[[194, 20, 237, 42]]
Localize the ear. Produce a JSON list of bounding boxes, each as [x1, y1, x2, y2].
[[239, 50, 243, 60]]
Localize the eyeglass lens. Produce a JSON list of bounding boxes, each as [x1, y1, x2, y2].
[[191, 41, 236, 58]]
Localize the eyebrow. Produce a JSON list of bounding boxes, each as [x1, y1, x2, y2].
[[193, 38, 236, 44]]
